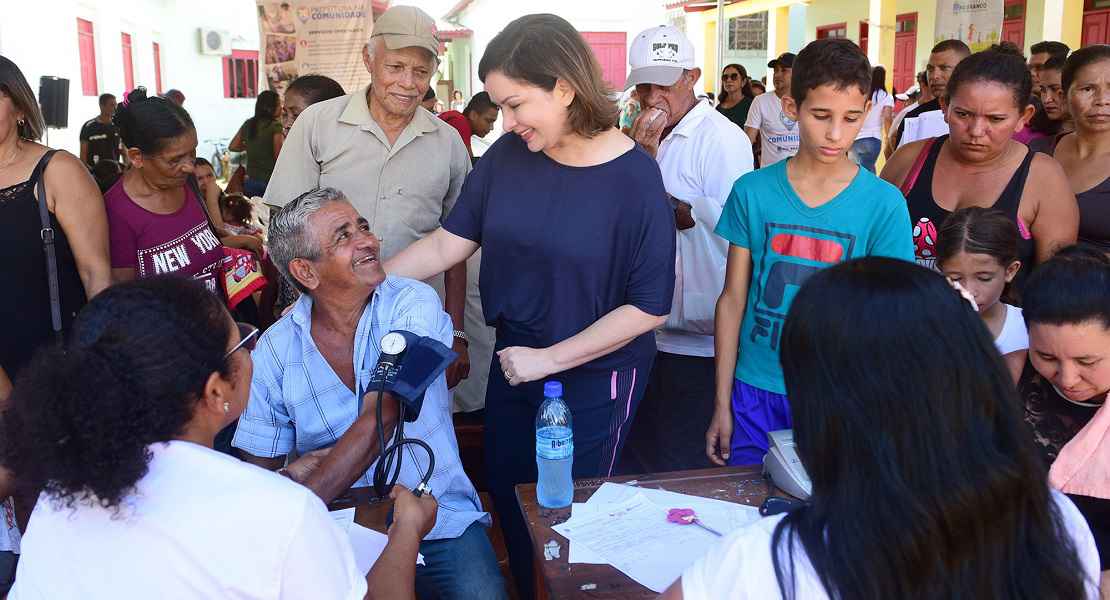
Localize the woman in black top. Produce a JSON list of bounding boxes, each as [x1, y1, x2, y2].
[[1021, 246, 1110, 573], [0, 56, 110, 378], [881, 43, 1077, 281], [716, 63, 753, 129], [1031, 46, 1110, 252]]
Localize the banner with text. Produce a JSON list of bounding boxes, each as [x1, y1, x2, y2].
[[934, 0, 1004, 52], [256, 1, 373, 95]]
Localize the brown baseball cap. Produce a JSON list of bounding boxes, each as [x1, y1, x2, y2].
[[371, 6, 440, 57]]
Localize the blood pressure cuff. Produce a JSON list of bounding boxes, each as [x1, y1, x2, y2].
[[368, 331, 457, 422]]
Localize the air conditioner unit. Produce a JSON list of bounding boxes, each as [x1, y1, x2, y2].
[[199, 28, 231, 56]]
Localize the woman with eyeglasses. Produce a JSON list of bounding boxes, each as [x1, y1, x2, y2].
[[716, 63, 755, 130], [104, 88, 262, 293], [2, 277, 437, 599]]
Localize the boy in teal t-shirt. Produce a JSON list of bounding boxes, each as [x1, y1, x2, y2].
[[707, 39, 915, 466]]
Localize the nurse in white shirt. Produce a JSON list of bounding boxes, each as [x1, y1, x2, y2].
[[665, 257, 1099, 600], [936, 207, 1030, 383], [2, 277, 436, 600]]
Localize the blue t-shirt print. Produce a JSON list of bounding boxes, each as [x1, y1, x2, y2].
[[766, 110, 799, 150], [715, 159, 915, 394], [750, 222, 858, 350]]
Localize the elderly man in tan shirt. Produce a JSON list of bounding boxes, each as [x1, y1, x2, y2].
[[265, 6, 474, 389]]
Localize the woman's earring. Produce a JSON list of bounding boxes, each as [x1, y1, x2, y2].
[[223, 401, 230, 413]]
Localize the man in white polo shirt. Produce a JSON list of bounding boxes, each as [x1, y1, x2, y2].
[[745, 52, 799, 167], [624, 25, 754, 473]]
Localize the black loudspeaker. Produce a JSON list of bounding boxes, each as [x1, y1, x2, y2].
[[39, 77, 69, 129]]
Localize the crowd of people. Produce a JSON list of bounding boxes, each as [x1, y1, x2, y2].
[[1, 3, 1110, 599]]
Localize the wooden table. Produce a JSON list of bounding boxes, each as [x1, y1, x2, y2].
[[516, 466, 777, 599]]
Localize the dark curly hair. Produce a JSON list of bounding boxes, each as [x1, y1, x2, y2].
[[2, 277, 234, 511], [947, 42, 1033, 111], [789, 38, 872, 108], [113, 87, 194, 155]]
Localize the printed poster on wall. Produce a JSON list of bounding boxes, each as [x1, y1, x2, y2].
[[934, 0, 1004, 52], [256, 1, 373, 95]]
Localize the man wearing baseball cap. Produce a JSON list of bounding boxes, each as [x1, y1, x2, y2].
[[622, 25, 754, 474], [253, 6, 506, 599], [744, 51, 800, 167]]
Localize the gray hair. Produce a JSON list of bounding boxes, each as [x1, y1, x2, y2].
[[268, 187, 348, 293]]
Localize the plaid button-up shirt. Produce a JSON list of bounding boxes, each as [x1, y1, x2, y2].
[[233, 276, 488, 540]]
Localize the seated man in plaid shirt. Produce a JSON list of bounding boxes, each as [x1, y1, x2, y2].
[[234, 187, 507, 599]]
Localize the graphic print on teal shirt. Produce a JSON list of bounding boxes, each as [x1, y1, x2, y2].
[[715, 159, 915, 395], [750, 222, 856, 352]]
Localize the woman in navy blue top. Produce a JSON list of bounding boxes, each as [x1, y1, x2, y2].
[[386, 14, 675, 598]]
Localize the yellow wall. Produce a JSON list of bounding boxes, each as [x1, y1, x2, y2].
[[1059, 0, 1085, 49], [805, 1, 867, 44], [1025, 0, 1047, 55], [699, 0, 1091, 100], [704, 17, 718, 92]]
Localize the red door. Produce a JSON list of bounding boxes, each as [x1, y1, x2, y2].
[[859, 21, 869, 54], [1002, 0, 1026, 47], [580, 32, 627, 91], [894, 13, 918, 96], [121, 32, 134, 94], [1083, 10, 1110, 45]]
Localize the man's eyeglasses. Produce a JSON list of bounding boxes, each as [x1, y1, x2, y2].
[[721, 73, 741, 81], [224, 322, 260, 360]]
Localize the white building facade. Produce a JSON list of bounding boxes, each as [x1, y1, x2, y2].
[[442, 0, 672, 100], [1, 0, 261, 160]]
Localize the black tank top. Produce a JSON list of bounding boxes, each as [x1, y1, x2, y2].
[[906, 135, 1037, 276], [0, 151, 87, 377], [1032, 132, 1110, 252]]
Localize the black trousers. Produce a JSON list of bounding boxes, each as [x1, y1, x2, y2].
[[485, 355, 652, 599], [620, 352, 716, 475]]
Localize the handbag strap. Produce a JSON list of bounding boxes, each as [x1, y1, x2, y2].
[[899, 137, 936, 197], [32, 150, 62, 339], [186, 175, 219, 233]]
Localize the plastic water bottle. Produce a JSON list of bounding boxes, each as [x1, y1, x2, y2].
[[536, 381, 574, 508]]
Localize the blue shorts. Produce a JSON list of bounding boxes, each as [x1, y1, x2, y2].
[[728, 380, 792, 466]]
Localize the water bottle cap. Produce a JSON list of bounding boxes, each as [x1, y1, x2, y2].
[[543, 381, 563, 398]]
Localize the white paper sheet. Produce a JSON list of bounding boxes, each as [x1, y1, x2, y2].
[[553, 493, 725, 593], [334, 513, 426, 572], [586, 482, 761, 534], [900, 110, 949, 147], [566, 503, 606, 564], [330, 507, 356, 533]]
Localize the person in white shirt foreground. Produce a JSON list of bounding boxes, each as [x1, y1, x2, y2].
[[2, 277, 435, 599], [666, 257, 1100, 600], [623, 24, 753, 473]]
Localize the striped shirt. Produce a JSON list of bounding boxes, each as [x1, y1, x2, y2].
[[232, 276, 488, 540]]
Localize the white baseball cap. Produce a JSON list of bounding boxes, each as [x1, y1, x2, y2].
[[626, 25, 695, 88]]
